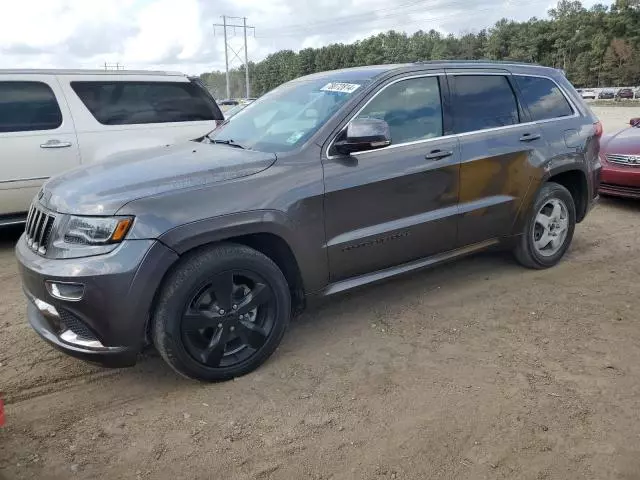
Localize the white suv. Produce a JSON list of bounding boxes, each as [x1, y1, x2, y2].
[[0, 69, 223, 224]]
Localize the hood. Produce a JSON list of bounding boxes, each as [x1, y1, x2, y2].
[[601, 126, 640, 155], [41, 142, 276, 215]]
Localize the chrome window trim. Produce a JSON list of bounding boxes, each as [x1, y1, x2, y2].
[[325, 73, 444, 160], [0, 176, 49, 184], [444, 71, 508, 75], [325, 71, 582, 160]]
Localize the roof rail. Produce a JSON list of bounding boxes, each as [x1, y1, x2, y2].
[[413, 59, 543, 67], [0, 68, 186, 76]]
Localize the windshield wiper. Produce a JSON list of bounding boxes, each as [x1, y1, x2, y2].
[[208, 138, 246, 149]]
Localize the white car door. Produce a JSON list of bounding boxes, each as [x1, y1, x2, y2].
[[0, 75, 80, 219]]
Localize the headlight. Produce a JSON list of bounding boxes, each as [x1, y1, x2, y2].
[[63, 216, 133, 245], [49, 215, 134, 259]]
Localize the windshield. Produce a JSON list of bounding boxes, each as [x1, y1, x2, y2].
[[224, 103, 249, 119], [208, 78, 370, 153]]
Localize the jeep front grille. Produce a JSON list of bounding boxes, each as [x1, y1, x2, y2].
[[25, 204, 56, 255]]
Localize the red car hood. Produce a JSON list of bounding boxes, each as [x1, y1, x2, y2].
[[601, 127, 640, 155]]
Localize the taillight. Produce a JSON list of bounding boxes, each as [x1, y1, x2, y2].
[[594, 121, 603, 138]]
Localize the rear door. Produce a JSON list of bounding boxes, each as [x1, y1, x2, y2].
[[323, 72, 460, 282], [512, 74, 581, 156], [0, 76, 80, 217], [60, 76, 222, 164], [447, 70, 547, 247]]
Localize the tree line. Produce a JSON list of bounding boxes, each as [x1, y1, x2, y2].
[[200, 0, 640, 98]]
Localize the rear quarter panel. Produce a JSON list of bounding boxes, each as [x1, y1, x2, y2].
[[509, 68, 599, 227]]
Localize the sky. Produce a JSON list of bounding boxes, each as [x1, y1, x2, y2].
[[0, 0, 604, 75]]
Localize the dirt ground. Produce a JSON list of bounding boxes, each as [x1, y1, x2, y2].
[[1, 106, 640, 480]]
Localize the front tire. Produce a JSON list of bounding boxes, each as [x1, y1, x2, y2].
[[514, 182, 576, 269], [152, 243, 291, 381]]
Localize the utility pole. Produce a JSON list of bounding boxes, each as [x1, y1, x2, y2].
[[243, 17, 250, 98], [223, 16, 230, 99], [213, 16, 255, 100]]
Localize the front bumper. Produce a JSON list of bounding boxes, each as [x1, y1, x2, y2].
[[599, 183, 640, 199], [26, 299, 136, 367], [16, 236, 178, 367], [600, 162, 640, 199]]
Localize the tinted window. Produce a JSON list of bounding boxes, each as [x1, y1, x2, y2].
[[354, 76, 442, 145], [515, 75, 573, 121], [71, 81, 221, 125], [0, 82, 62, 133], [452, 75, 519, 134]]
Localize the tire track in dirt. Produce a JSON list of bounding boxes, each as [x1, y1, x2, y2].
[[1, 140, 640, 478]]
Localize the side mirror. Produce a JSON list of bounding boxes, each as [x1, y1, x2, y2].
[[334, 118, 391, 155], [630, 118, 640, 127]]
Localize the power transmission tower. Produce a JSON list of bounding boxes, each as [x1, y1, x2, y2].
[[213, 16, 255, 99]]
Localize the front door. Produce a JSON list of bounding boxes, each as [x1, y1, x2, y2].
[[322, 73, 460, 282], [446, 71, 548, 247], [0, 76, 80, 216]]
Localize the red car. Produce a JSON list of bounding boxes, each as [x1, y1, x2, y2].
[[599, 118, 640, 199]]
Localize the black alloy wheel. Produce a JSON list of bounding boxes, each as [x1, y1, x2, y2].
[[181, 270, 275, 368], [153, 243, 291, 381]]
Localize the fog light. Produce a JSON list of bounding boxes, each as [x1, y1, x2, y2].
[[45, 281, 85, 301], [34, 298, 59, 318]]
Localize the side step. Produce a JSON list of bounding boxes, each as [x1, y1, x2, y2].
[[324, 239, 500, 296]]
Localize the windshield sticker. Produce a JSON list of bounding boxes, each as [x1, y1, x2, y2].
[[286, 131, 305, 144], [320, 82, 361, 94]]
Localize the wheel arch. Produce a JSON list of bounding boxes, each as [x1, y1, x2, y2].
[[157, 210, 317, 314], [544, 167, 589, 223], [511, 164, 589, 238]]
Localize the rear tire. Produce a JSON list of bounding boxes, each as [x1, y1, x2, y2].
[[152, 243, 290, 381], [514, 182, 576, 269]]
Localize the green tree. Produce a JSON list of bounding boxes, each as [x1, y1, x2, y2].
[[200, 0, 640, 96]]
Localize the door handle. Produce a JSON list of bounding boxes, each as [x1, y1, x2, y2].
[[40, 140, 72, 149], [519, 133, 541, 142], [425, 149, 453, 160]]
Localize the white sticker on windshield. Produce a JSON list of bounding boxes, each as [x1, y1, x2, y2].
[[286, 131, 305, 145], [320, 82, 361, 94]]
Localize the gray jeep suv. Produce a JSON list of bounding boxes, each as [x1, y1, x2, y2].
[[17, 62, 602, 381]]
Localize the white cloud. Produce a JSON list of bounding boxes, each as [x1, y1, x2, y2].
[[122, 0, 203, 63], [0, 0, 606, 75]]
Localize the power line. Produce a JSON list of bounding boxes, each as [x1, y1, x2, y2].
[[256, 0, 550, 39], [257, 0, 520, 35], [258, 0, 436, 34]]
